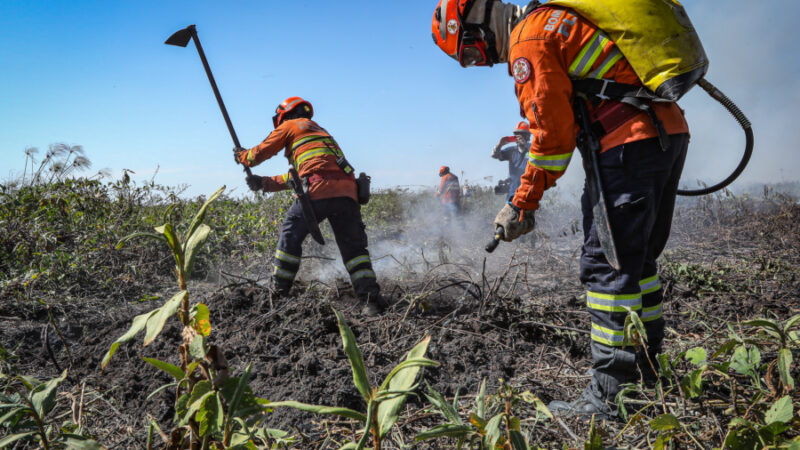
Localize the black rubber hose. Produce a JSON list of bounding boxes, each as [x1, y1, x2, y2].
[[677, 78, 753, 196]]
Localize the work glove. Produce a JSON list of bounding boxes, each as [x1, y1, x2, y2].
[[245, 174, 264, 192], [233, 147, 247, 166], [493, 202, 535, 242]]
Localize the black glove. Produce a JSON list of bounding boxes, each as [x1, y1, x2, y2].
[[246, 174, 264, 192], [233, 147, 246, 165]]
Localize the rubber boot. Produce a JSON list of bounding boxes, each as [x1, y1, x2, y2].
[[354, 279, 387, 315], [548, 385, 615, 421], [271, 276, 292, 300]]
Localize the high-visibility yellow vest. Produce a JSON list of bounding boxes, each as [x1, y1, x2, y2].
[[548, 0, 708, 100]]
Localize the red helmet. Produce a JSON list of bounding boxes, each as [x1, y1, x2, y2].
[[514, 121, 530, 134], [431, 0, 498, 67], [272, 96, 313, 128], [439, 166, 450, 176]]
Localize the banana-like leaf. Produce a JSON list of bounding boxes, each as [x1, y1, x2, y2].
[[332, 308, 371, 401], [183, 224, 210, 278], [141, 357, 184, 380], [778, 348, 794, 391], [377, 336, 434, 439], [483, 414, 504, 449], [415, 424, 473, 441], [784, 314, 800, 333], [144, 290, 187, 346], [101, 309, 158, 370], [266, 400, 366, 422], [61, 434, 106, 449], [184, 186, 225, 249], [30, 369, 67, 418], [115, 232, 164, 250], [744, 318, 782, 335], [509, 429, 528, 450], [0, 431, 37, 447], [0, 406, 29, 426], [155, 223, 184, 273]]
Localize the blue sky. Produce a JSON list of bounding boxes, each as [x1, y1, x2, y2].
[[1, 0, 798, 198]]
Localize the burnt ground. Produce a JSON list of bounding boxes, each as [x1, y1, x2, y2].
[[1, 194, 799, 448]]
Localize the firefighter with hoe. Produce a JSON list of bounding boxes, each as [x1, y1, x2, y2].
[[492, 121, 531, 196], [234, 97, 387, 315], [435, 165, 462, 219], [432, 0, 693, 420]]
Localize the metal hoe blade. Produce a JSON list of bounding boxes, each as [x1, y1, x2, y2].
[[165, 25, 195, 47]]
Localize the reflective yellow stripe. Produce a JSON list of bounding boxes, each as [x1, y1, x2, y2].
[[281, 173, 289, 183], [591, 323, 626, 346], [345, 255, 371, 271], [351, 269, 376, 281], [587, 291, 642, 312], [275, 249, 300, 265], [292, 135, 334, 151], [589, 47, 623, 79], [294, 147, 338, 166], [273, 267, 296, 280], [528, 152, 573, 171], [640, 275, 661, 295], [569, 31, 610, 78], [642, 304, 663, 322]]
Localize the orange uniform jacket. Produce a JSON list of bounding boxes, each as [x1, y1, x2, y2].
[[238, 118, 357, 202], [508, 6, 689, 211], [437, 173, 460, 204]]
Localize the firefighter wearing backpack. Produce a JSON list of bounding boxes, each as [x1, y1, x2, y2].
[[432, 0, 690, 420], [234, 96, 387, 315]]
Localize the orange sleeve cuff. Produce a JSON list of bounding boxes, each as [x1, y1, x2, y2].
[[511, 166, 560, 211]]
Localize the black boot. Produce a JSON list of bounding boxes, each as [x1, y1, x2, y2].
[[360, 291, 388, 315], [548, 386, 615, 421], [271, 277, 292, 300]]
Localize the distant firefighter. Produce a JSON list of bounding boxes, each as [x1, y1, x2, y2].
[[492, 121, 531, 196], [435, 166, 462, 217]]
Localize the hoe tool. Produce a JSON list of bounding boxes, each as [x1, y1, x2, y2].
[[165, 25, 251, 177], [574, 98, 621, 271]]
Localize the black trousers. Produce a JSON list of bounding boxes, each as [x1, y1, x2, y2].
[[579, 133, 689, 410], [272, 196, 380, 300]]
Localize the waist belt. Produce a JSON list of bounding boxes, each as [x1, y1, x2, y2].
[[589, 101, 643, 137]]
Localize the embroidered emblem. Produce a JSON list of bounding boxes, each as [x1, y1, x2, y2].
[[512, 57, 532, 83], [447, 19, 458, 35]]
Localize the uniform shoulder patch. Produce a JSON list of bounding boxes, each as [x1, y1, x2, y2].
[[511, 57, 532, 84]]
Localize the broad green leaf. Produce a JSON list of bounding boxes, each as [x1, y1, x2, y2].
[[333, 308, 371, 401], [533, 396, 553, 420], [174, 393, 189, 423], [730, 345, 759, 378], [509, 429, 528, 450], [197, 392, 223, 437], [657, 354, 673, 379], [680, 368, 704, 399], [101, 309, 158, 370], [191, 303, 211, 337], [266, 400, 367, 422], [377, 335, 436, 438], [469, 413, 487, 433], [778, 348, 794, 391], [654, 432, 672, 450], [0, 431, 37, 447], [30, 369, 67, 417], [484, 414, 503, 449], [184, 186, 225, 247], [685, 347, 707, 367], [189, 334, 207, 359], [141, 357, 184, 380], [183, 223, 210, 278], [178, 381, 213, 427], [154, 223, 184, 272], [650, 413, 680, 431], [143, 290, 186, 346], [0, 406, 28, 425], [765, 395, 793, 425], [61, 434, 106, 449], [415, 424, 473, 441]]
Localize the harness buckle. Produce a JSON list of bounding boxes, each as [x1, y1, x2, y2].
[[597, 79, 612, 101]]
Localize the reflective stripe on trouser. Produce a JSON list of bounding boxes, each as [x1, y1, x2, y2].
[[579, 134, 689, 408], [275, 196, 381, 300]]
